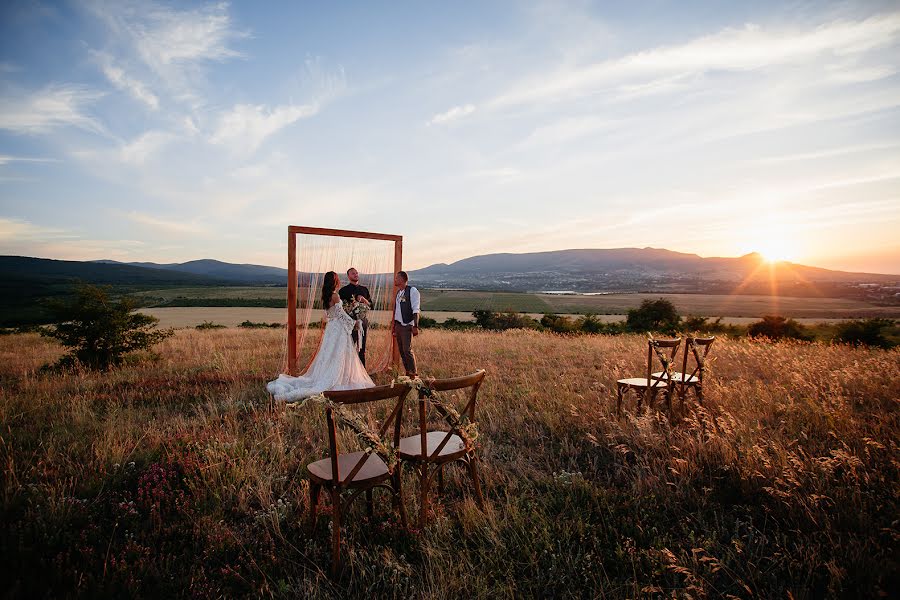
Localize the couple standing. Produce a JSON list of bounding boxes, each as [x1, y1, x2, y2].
[[266, 270, 420, 403]]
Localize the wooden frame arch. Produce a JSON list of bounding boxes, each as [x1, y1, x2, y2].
[[287, 226, 403, 375]]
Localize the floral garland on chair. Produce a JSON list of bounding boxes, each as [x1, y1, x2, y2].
[[392, 375, 479, 451], [286, 393, 398, 473]]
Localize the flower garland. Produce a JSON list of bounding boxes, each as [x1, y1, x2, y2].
[[286, 393, 398, 473]]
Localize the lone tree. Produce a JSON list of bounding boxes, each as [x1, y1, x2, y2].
[[42, 284, 173, 370], [626, 298, 681, 333]]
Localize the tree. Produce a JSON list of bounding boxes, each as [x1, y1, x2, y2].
[[42, 285, 173, 370], [626, 299, 681, 333], [747, 315, 811, 341], [833, 318, 895, 349]]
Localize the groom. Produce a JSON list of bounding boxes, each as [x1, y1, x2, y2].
[[339, 267, 372, 366]]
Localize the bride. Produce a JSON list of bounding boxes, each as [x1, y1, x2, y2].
[[267, 271, 374, 402]]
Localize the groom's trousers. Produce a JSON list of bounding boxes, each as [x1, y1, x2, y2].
[[394, 322, 417, 375]]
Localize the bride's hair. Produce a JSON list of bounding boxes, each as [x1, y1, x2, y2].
[[321, 271, 340, 308]]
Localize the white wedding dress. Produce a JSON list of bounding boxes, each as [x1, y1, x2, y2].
[[267, 301, 375, 402]]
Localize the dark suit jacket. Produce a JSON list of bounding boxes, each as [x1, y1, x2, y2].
[[339, 283, 371, 306]]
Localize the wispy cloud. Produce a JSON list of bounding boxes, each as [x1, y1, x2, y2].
[[0, 155, 58, 166], [0, 217, 66, 241], [487, 12, 900, 111], [91, 50, 159, 109], [86, 0, 247, 105], [0, 84, 105, 135], [125, 210, 209, 235], [210, 103, 318, 152], [119, 130, 174, 164], [429, 104, 476, 125]]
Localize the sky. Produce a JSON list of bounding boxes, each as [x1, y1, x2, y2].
[[1, 0, 899, 274]]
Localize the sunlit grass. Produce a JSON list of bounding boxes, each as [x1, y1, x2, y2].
[[1, 328, 897, 597]]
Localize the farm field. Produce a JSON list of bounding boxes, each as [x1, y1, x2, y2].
[[131, 287, 900, 319], [1, 328, 897, 597], [137, 307, 871, 329]]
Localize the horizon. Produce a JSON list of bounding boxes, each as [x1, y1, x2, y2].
[[5, 244, 900, 276], [2, 2, 899, 274]]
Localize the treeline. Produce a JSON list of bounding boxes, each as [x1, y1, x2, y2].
[[420, 299, 898, 348]]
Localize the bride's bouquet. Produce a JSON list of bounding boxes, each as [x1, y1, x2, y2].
[[342, 298, 369, 321]]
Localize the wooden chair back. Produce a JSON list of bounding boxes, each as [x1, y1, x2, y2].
[[322, 383, 411, 485], [647, 337, 681, 390], [680, 336, 715, 385], [417, 370, 486, 459]]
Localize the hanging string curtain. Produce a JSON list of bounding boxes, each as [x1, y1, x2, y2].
[[282, 232, 398, 376]]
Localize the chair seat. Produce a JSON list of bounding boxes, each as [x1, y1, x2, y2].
[[651, 371, 698, 383], [399, 430, 465, 460], [617, 377, 668, 387], [307, 451, 389, 484]]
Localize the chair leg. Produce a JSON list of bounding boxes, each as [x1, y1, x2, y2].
[[419, 464, 431, 527], [616, 384, 624, 416], [437, 465, 444, 496], [468, 454, 485, 508], [308, 482, 321, 532], [365, 489, 374, 517], [393, 469, 408, 528], [330, 488, 342, 578]]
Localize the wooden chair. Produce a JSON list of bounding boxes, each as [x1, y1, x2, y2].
[[398, 370, 486, 526], [616, 338, 681, 416], [306, 383, 411, 577], [652, 336, 715, 406]]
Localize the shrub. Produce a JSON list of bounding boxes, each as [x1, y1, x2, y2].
[[626, 298, 681, 333], [418, 316, 438, 329], [472, 310, 540, 331], [541, 313, 576, 333], [41, 284, 173, 370], [438, 318, 477, 331], [195, 321, 226, 330], [832, 318, 896, 348], [238, 320, 281, 329], [747, 315, 812, 341]]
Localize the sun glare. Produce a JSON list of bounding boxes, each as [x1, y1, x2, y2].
[[757, 240, 796, 263]]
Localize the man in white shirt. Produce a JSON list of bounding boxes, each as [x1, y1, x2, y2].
[[392, 270, 420, 376]]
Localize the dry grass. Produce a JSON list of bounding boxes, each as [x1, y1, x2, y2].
[[1, 328, 898, 598]]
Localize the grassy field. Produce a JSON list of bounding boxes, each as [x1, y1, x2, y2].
[[1, 328, 897, 597], [131, 286, 900, 320]]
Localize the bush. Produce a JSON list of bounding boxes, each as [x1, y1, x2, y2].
[[195, 321, 226, 330], [626, 299, 681, 333], [747, 315, 812, 341], [541, 313, 576, 333], [473, 310, 540, 331], [238, 320, 282, 329], [41, 285, 173, 370], [438, 318, 477, 331], [683, 316, 743, 336], [832, 318, 896, 348], [418, 316, 438, 329]]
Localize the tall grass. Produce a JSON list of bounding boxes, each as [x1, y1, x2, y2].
[[1, 329, 897, 598]]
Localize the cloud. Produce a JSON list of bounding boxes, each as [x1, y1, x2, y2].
[[86, 0, 247, 105], [429, 104, 476, 125], [0, 84, 105, 135], [488, 12, 900, 110], [0, 217, 66, 241], [210, 103, 318, 152], [91, 50, 160, 109], [125, 210, 209, 234], [119, 130, 174, 164], [0, 155, 58, 166]]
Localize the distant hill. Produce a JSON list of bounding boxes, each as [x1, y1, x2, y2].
[[95, 259, 288, 285], [0, 256, 236, 326], [411, 248, 898, 295]]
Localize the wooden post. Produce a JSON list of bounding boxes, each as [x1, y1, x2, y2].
[[392, 238, 403, 372], [287, 230, 297, 375]]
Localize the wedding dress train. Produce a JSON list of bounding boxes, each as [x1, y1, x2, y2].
[[267, 301, 374, 402]]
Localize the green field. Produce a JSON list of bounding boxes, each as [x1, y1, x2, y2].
[[129, 287, 900, 320]]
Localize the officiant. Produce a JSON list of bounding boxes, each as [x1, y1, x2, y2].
[[339, 267, 372, 366]]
